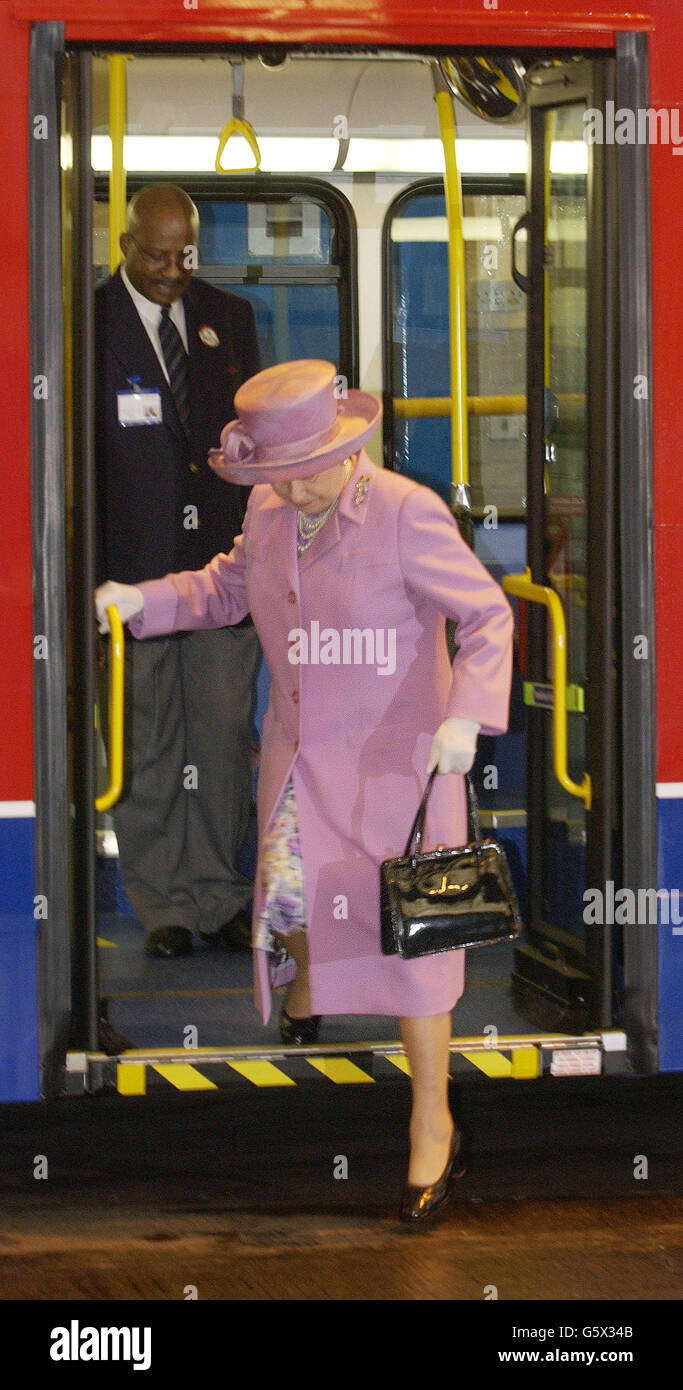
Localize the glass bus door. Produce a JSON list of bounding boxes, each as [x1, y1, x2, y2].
[[510, 58, 618, 1033]]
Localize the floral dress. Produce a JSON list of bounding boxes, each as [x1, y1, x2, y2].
[[253, 515, 339, 954], [253, 779, 306, 951]]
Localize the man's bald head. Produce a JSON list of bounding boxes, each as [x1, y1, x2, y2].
[[120, 184, 199, 306], [126, 184, 199, 241]]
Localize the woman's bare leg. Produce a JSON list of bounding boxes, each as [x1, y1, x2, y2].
[[398, 1012, 454, 1186], [274, 927, 311, 1017]]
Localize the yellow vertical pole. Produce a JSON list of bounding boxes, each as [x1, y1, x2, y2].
[[109, 56, 127, 273], [433, 69, 469, 503]]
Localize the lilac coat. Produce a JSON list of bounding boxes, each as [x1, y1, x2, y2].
[[131, 453, 514, 1023]]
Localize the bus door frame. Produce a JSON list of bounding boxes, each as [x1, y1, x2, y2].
[[519, 43, 657, 1067]]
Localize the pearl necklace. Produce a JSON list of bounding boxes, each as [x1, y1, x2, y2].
[[296, 459, 352, 554]]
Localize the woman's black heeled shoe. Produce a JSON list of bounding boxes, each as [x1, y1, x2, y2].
[[280, 1008, 321, 1046], [399, 1125, 469, 1226]]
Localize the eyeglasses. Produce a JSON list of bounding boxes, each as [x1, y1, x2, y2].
[[127, 233, 197, 271]]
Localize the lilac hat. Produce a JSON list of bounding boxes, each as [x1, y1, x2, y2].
[[208, 359, 381, 485]]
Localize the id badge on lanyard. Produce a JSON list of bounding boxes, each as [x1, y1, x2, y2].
[[117, 377, 163, 426]]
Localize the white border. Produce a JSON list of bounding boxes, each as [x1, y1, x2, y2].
[[2, 790, 682, 810]]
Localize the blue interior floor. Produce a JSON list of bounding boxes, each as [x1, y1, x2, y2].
[[97, 907, 541, 1049]]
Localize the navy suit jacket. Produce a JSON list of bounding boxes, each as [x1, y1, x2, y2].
[[95, 269, 260, 584]]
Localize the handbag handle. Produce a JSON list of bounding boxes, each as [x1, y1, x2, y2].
[[404, 769, 483, 864]]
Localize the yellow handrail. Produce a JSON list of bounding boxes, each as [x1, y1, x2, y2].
[[502, 568, 591, 809], [393, 394, 585, 419], [108, 55, 127, 274], [396, 394, 524, 419], [95, 606, 125, 812], [434, 78, 468, 491]]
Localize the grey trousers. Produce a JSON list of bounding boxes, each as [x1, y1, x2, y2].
[[106, 624, 260, 934]]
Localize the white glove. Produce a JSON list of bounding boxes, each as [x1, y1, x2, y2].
[[427, 717, 481, 775], [94, 580, 144, 634]]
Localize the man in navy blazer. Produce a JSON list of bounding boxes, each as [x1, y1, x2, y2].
[[96, 183, 261, 959]]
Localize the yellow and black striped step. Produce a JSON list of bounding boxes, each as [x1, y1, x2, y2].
[[64, 1033, 627, 1095]]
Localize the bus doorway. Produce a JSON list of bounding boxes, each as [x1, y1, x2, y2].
[[30, 38, 645, 1093], [385, 54, 623, 1042]]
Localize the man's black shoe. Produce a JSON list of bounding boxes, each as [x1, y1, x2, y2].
[[199, 908, 252, 952], [144, 926, 193, 958], [97, 998, 135, 1054], [98, 1017, 135, 1055]]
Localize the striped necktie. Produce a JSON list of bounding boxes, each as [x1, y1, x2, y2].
[[158, 305, 190, 437]]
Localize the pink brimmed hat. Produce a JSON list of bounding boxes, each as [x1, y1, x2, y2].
[[208, 359, 381, 485]]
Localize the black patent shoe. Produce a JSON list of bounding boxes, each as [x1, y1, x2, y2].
[[144, 926, 193, 958], [399, 1126, 469, 1226], [279, 1008, 321, 1046]]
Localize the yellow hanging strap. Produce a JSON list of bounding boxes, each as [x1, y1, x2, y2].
[[432, 64, 469, 505], [215, 60, 262, 173]]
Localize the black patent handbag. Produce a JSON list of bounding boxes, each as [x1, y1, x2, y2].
[[380, 769, 523, 958]]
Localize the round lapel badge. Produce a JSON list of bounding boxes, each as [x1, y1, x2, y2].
[[199, 324, 220, 348]]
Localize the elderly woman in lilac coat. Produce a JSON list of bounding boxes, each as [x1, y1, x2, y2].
[[96, 360, 514, 1224]]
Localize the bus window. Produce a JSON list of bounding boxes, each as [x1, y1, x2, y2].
[[384, 178, 527, 517], [95, 176, 358, 383]]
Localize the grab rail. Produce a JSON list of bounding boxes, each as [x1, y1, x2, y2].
[[95, 606, 124, 812], [392, 393, 585, 418], [215, 60, 262, 173], [502, 568, 591, 809], [108, 55, 127, 273], [215, 116, 262, 173], [433, 67, 469, 495]]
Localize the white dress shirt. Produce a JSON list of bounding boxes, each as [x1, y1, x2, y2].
[[121, 263, 188, 385]]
